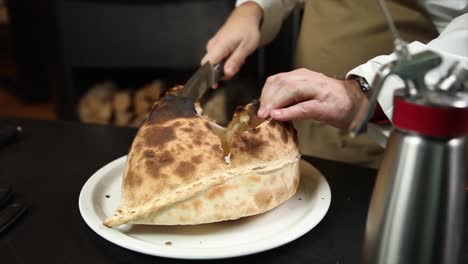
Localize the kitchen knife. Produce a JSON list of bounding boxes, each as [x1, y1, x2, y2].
[[179, 61, 225, 101]]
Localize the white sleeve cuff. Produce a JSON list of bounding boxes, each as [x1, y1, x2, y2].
[[346, 13, 468, 121], [347, 42, 468, 121]]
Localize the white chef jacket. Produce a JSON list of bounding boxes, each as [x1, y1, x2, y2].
[[236, 0, 468, 120]]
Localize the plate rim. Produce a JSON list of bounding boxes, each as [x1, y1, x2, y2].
[[78, 156, 331, 259]]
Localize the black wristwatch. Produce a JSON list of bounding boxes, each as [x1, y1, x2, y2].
[[352, 75, 371, 95]]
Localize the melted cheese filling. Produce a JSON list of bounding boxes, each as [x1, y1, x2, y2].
[[205, 110, 260, 165]]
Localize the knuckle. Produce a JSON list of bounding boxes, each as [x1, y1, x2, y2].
[[276, 73, 286, 82], [298, 102, 313, 115], [291, 87, 302, 101], [315, 72, 327, 79], [266, 75, 276, 83], [206, 38, 217, 50]]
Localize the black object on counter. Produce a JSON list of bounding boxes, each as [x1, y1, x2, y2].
[[0, 187, 12, 209], [0, 202, 27, 235], [0, 126, 21, 148]]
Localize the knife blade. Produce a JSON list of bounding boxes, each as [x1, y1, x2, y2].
[[179, 61, 225, 101]]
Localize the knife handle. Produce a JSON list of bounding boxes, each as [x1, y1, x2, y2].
[[213, 59, 226, 83]]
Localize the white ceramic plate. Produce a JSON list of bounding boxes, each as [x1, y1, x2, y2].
[[79, 156, 331, 259]]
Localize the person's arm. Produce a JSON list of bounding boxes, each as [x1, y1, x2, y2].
[[347, 8, 468, 120], [257, 3, 467, 130], [236, 0, 303, 45], [201, 0, 302, 79]]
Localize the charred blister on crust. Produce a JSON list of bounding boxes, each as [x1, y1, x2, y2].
[[143, 150, 156, 158], [238, 135, 266, 155], [158, 151, 175, 164], [144, 126, 176, 147], [267, 131, 276, 140], [144, 150, 175, 178], [191, 129, 204, 146], [123, 171, 143, 189], [174, 161, 196, 178], [231, 141, 238, 148], [191, 155, 203, 164], [211, 144, 223, 154], [134, 143, 143, 152]]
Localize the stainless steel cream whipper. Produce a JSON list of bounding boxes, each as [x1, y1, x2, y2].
[[351, 1, 468, 263]]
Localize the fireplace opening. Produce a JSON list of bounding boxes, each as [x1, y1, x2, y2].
[[7, 0, 300, 125], [74, 64, 262, 128]]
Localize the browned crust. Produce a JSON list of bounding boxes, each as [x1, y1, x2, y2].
[[104, 87, 300, 227]]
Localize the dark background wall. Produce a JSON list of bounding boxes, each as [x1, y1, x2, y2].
[[6, 0, 300, 119]]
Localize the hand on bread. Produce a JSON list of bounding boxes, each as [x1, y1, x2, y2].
[[257, 68, 369, 130], [201, 2, 262, 80], [201, 4, 368, 130]]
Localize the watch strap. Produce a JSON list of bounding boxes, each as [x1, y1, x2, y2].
[[352, 75, 371, 95]]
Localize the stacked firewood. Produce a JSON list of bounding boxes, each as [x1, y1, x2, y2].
[[78, 81, 163, 128], [78, 78, 256, 128]]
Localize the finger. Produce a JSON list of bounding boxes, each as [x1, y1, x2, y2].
[[262, 82, 312, 119], [258, 75, 282, 118], [203, 38, 238, 67], [266, 82, 305, 112], [224, 40, 254, 79], [260, 71, 310, 100], [270, 100, 324, 122], [258, 73, 310, 118], [201, 38, 217, 65]]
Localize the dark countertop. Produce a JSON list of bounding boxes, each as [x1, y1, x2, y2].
[[0, 118, 466, 264]]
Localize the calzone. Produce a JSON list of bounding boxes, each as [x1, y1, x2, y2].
[[104, 86, 301, 227]]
